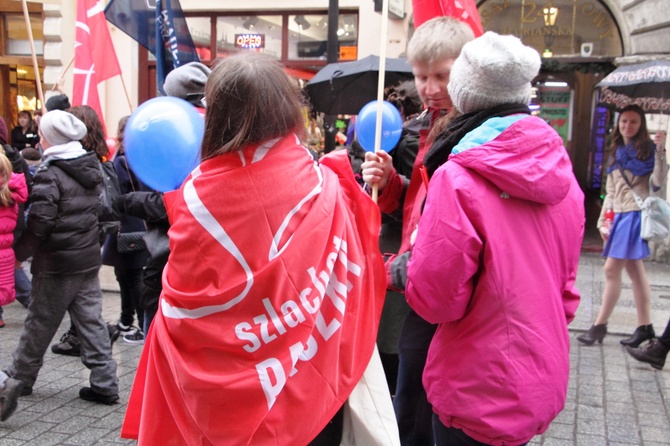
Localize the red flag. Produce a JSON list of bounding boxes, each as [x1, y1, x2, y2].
[[72, 0, 121, 122], [121, 137, 386, 444], [413, 0, 484, 36]]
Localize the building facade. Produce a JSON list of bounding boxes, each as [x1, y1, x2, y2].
[[3, 0, 669, 256]]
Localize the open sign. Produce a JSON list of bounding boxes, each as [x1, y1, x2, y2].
[[235, 34, 265, 49]]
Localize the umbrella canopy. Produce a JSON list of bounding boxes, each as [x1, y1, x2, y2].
[[305, 55, 414, 115], [596, 60, 670, 112]]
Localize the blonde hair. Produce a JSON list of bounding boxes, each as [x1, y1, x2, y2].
[[407, 16, 475, 65], [0, 147, 15, 207]]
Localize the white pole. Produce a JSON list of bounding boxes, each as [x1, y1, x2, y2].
[[21, 0, 46, 113], [371, 0, 390, 203]]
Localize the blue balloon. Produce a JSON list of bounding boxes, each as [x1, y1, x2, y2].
[[124, 96, 204, 192], [356, 100, 403, 153]]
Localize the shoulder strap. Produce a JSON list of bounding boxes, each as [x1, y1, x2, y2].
[[121, 156, 137, 192], [617, 164, 645, 208]]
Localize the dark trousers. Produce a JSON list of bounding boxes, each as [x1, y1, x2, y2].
[[8, 271, 118, 394], [115, 266, 144, 328], [433, 414, 528, 446], [394, 309, 437, 446]]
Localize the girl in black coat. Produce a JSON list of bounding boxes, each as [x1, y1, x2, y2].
[[10, 111, 39, 150]]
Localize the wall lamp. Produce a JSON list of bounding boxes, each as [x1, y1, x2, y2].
[[294, 15, 311, 30], [243, 16, 258, 30]]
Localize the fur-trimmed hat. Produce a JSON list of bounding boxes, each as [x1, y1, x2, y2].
[[39, 110, 87, 145], [448, 32, 541, 114]]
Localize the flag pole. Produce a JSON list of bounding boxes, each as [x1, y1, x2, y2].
[[52, 57, 75, 91], [21, 0, 45, 113], [371, 0, 390, 204], [119, 75, 134, 113]]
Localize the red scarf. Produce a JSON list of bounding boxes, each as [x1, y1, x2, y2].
[[122, 135, 385, 445]]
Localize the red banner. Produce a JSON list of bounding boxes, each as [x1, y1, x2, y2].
[[122, 137, 386, 444], [72, 0, 121, 123], [413, 0, 484, 36]]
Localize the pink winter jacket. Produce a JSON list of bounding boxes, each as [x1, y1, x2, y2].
[[0, 172, 28, 306], [406, 115, 585, 445]]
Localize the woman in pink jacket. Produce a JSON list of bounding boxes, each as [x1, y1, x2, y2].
[[0, 148, 28, 327], [406, 33, 585, 445]]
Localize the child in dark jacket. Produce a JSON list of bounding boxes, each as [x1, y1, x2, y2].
[[0, 111, 119, 422]]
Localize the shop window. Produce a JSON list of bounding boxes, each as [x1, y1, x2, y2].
[[5, 14, 43, 56], [287, 14, 358, 61], [216, 15, 282, 59], [12, 64, 43, 114], [531, 79, 573, 147], [478, 0, 622, 58], [184, 16, 212, 62]]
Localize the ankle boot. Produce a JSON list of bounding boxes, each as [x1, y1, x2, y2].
[[620, 324, 655, 348], [577, 324, 607, 346], [625, 339, 670, 370]]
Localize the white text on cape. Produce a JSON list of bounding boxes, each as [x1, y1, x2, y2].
[[234, 236, 362, 409]]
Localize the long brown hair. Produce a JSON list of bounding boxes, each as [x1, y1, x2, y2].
[[115, 115, 130, 156], [609, 104, 652, 161], [426, 108, 460, 148], [200, 53, 305, 160], [68, 105, 109, 160]]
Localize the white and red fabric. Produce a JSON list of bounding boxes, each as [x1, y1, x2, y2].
[[412, 0, 484, 36], [121, 136, 386, 445], [72, 0, 121, 123]]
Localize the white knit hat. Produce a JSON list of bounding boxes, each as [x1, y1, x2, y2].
[[448, 32, 541, 114], [40, 110, 87, 145]]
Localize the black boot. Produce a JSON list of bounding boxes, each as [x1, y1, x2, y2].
[[620, 324, 655, 348], [625, 339, 670, 370], [577, 324, 607, 345]]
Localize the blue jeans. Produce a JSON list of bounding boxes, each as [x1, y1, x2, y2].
[[0, 268, 32, 319], [15, 267, 32, 308], [143, 306, 156, 335]]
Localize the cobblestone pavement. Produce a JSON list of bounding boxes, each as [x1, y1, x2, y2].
[[0, 255, 668, 445]]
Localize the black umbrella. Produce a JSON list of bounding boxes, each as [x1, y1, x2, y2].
[[597, 60, 670, 112], [305, 55, 414, 115]]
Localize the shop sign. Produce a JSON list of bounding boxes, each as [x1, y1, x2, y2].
[[235, 34, 265, 49]]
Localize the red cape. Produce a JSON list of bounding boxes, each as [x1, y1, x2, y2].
[[122, 137, 386, 445]]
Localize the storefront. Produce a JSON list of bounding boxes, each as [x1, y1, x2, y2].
[[478, 0, 624, 193], [135, 9, 362, 104], [0, 1, 43, 130], [33, 0, 670, 186]]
